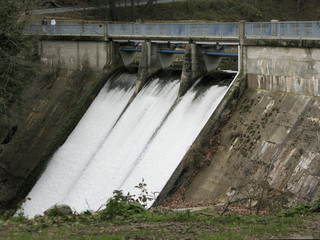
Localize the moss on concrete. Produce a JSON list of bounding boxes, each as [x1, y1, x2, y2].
[[182, 88, 320, 208]]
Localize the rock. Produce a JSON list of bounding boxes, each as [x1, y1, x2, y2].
[[44, 204, 72, 217]]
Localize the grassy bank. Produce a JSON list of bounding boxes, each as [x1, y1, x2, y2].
[[1, 192, 320, 239], [1, 209, 319, 239]]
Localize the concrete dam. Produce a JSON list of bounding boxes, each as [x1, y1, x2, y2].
[[1, 21, 320, 216], [22, 69, 234, 217]]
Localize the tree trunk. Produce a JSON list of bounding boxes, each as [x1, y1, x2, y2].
[[143, 0, 154, 13], [108, 0, 117, 21], [131, 0, 135, 22], [125, 0, 128, 20], [105, 0, 108, 21], [297, 0, 304, 14]]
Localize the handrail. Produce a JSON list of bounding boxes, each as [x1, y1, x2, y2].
[[24, 24, 105, 36], [107, 22, 239, 39], [24, 21, 320, 40], [245, 21, 320, 39]]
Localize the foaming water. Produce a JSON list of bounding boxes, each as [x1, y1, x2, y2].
[[22, 72, 137, 217], [23, 72, 229, 218], [61, 78, 180, 212], [119, 81, 228, 205]]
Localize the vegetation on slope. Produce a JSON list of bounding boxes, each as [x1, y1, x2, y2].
[[47, 0, 320, 22], [0, 0, 35, 123]]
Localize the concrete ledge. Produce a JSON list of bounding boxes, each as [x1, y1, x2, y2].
[[244, 38, 320, 48], [109, 36, 240, 44], [40, 35, 105, 42]]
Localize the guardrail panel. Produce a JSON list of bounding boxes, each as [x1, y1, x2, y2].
[[107, 22, 240, 38], [25, 22, 319, 39], [24, 24, 104, 36], [245, 21, 320, 39]]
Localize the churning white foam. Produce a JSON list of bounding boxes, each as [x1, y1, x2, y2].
[[22, 73, 228, 218]]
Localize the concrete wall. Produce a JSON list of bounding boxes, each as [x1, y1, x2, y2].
[[246, 46, 320, 96], [39, 40, 109, 71]]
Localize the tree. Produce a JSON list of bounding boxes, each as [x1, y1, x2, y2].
[[297, 0, 304, 14], [186, 0, 196, 17], [0, 0, 34, 120], [131, 0, 135, 22], [143, 0, 155, 14], [108, 0, 117, 21]]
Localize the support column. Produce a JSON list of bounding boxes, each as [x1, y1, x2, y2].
[[239, 20, 247, 76], [105, 41, 123, 72], [178, 43, 207, 97], [135, 42, 163, 94], [104, 24, 108, 41]]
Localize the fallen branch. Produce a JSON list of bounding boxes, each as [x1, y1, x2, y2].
[[51, 0, 62, 8]]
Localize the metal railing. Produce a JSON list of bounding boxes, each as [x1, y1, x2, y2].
[[24, 21, 320, 40], [245, 21, 320, 39], [107, 22, 239, 38], [24, 24, 105, 36]]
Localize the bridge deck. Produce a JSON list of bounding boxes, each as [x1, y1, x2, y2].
[[25, 21, 320, 42]]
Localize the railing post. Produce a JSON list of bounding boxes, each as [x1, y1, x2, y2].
[[239, 20, 246, 45], [271, 20, 279, 37], [104, 23, 108, 41]]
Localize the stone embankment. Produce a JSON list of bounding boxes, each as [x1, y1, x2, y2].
[[183, 88, 320, 207]]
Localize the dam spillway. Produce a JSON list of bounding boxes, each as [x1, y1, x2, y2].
[[22, 70, 230, 218]]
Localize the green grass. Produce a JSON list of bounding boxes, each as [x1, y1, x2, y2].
[[1, 210, 318, 240]]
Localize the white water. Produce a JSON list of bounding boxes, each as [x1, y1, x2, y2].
[[22, 72, 228, 218], [22, 72, 137, 217], [119, 84, 227, 201]]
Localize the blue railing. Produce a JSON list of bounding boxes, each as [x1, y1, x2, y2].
[[24, 21, 320, 40], [245, 21, 320, 39], [24, 24, 105, 36], [107, 22, 239, 38]]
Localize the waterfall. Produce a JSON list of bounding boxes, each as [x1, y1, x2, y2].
[[22, 71, 229, 218]]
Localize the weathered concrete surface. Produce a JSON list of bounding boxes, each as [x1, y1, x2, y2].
[[39, 40, 109, 71], [0, 69, 97, 177], [179, 44, 207, 97], [135, 42, 163, 94], [246, 47, 320, 96], [183, 89, 320, 206]]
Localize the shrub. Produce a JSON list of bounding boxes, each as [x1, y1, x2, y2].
[[279, 196, 320, 217], [98, 190, 146, 220]]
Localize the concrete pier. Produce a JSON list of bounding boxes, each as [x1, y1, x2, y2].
[[179, 44, 207, 97], [135, 42, 164, 94]]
